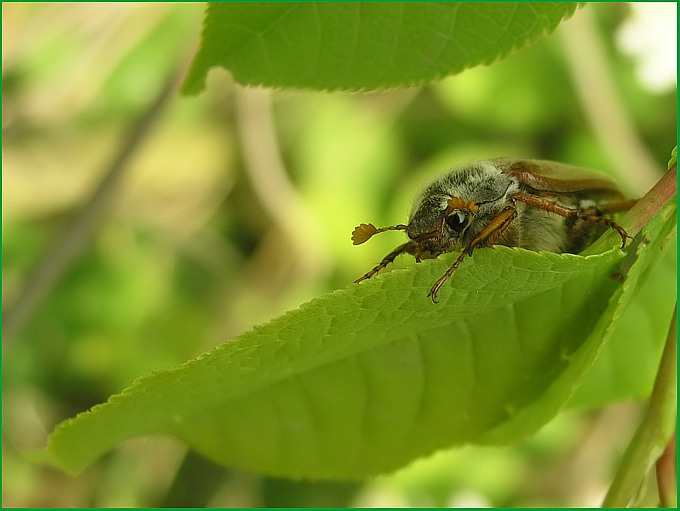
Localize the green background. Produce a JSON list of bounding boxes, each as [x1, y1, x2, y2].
[[2, 3, 676, 507]]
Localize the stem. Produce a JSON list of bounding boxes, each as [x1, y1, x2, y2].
[[234, 86, 330, 283], [623, 164, 678, 239], [582, 164, 677, 257], [601, 305, 677, 507], [560, 5, 660, 194], [2, 64, 188, 348], [656, 432, 677, 508]]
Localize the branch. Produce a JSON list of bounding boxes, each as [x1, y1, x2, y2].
[[560, 6, 661, 195], [2, 65, 186, 348], [602, 305, 677, 507]]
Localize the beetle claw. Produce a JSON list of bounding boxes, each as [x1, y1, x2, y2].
[[427, 279, 444, 304]]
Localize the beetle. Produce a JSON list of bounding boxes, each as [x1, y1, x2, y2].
[[351, 158, 634, 303]]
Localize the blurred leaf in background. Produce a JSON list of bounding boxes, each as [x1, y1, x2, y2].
[[2, 2, 676, 507]]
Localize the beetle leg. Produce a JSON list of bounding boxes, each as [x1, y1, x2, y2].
[[427, 252, 468, 303], [580, 206, 632, 246], [470, 203, 518, 254], [428, 204, 518, 303], [512, 192, 629, 248], [354, 242, 415, 283]]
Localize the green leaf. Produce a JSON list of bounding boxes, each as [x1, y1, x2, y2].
[[567, 229, 676, 408], [668, 146, 677, 170], [182, 3, 579, 93], [43, 245, 626, 478]]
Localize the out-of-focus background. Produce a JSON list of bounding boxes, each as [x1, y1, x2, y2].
[[2, 2, 676, 507]]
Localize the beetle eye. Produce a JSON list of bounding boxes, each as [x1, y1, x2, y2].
[[445, 211, 468, 231]]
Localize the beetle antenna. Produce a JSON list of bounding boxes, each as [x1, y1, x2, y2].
[[351, 223, 407, 245]]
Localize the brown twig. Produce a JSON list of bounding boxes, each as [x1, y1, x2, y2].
[[656, 431, 677, 508], [623, 164, 678, 238], [602, 306, 677, 507], [2, 65, 186, 348]]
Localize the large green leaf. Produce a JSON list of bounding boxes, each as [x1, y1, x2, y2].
[[182, 3, 579, 93], [43, 244, 626, 478]]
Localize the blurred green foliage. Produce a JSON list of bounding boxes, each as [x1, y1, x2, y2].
[[2, 2, 676, 507]]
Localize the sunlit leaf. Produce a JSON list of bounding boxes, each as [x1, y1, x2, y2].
[[44, 244, 627, 477], [183, 3, 579, 93]]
